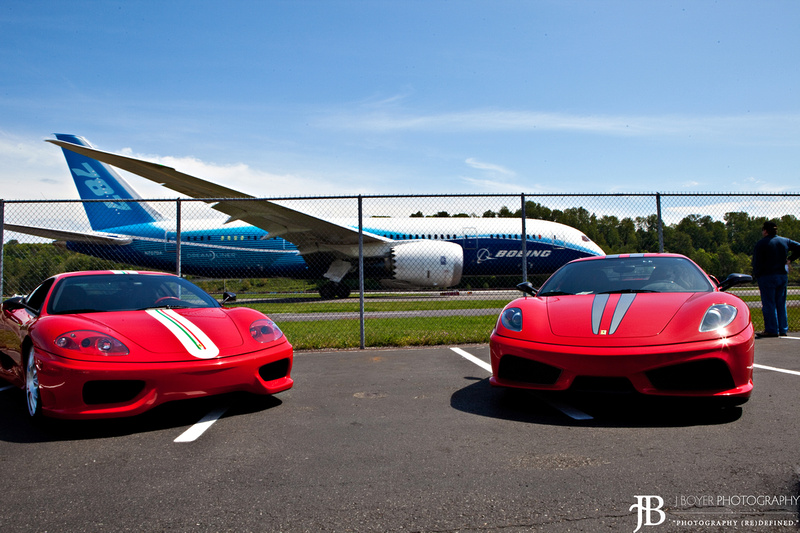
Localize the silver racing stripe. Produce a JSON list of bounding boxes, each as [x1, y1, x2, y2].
[[591, 294, 609, 335], [591, 293, 637, 335], [608, 293, 636, 334]]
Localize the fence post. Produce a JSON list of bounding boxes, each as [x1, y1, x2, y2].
[[520, 193, 527, 282], [358, 195, 365, 349], [0, 200, 4, 298], [656, 193, 664, 253], [175, 198, 182, 276]]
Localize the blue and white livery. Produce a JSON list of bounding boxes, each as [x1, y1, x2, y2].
[[7, 134, 604, 298]]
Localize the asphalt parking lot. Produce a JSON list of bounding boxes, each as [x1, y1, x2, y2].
[[1, 338, 799, 532]]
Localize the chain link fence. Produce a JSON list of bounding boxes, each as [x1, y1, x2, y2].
[[3, 193, 799, 349]]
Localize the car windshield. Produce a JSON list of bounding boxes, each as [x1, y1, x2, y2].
[[537, 256, 714, 296], [47, 274, 221, 314]]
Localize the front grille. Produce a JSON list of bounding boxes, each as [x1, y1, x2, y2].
[[570, 376, 636, 393], [497, 355, 561, 385], [83, 380, 145, 405], [646, 359, 735, 391], [259, 358, 290, 382]]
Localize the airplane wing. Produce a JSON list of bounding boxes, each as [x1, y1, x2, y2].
[[46, 139, 390, 254], [4, 223, 133, 245]]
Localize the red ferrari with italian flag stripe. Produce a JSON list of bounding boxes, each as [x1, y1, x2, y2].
[[490, 254, 755, 405], [0, 270, 293, 419]]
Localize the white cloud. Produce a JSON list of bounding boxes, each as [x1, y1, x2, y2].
[[465, 158, 515, 176], [460, 176, 554, 195], [0, 132, 73, 200], [319, 108, 800, 144]]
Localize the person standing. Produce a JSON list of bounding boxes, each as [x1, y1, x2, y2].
[[752, 221, 800, 338]]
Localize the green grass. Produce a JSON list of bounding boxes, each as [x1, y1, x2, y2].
[[749, 307, 800, 332], [231, 286, 800, 351], [277, 307, 799, 351], [234, 298, 510, 314], [280, 315, 498, 350]]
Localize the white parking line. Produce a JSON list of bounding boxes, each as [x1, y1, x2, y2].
[[450, 347, 491, 372], [754, 363, 800, 377], [174, 405, 230, 443], [537, 396, 594, 420], [449, 347, 593, 421]]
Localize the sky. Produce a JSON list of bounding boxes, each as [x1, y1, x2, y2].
[[1, 0, 799, 204]]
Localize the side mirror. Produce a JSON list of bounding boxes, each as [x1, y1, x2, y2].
[[221, 291, 237, 304], [516, 281, 538, 296], [2, 296, 26, 311], [718, 273, 753, 292]]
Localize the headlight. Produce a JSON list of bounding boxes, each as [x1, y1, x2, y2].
[[699, 304, 738, 332], [250, 318, 284, 343], [54, 330, 129, 356], [501, 307, 523, 332]]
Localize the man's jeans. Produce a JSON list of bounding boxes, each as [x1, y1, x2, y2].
[[758, 274, 788, 335]]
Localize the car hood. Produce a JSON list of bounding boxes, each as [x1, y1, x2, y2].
[[77, 307, 245, 359], [547, 293, 694, 339]]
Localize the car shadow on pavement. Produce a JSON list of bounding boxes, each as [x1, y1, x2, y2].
[[451, 377, 743, 428], [0, 390, 283, 443]]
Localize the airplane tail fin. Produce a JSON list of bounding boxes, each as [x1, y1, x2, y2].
[[54, 133, 163, 231]]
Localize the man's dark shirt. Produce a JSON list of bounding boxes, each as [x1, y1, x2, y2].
[[752, 235, 800, 279]]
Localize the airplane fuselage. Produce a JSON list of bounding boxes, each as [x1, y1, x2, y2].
[[29, 134, 604, 296], [63, 217, 602, 282]]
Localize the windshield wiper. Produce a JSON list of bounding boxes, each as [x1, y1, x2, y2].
[[599, 289, 659, 294], [537, 291, 574, 297]]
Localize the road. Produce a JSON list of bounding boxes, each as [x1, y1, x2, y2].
[[1, 338, 799, 532]]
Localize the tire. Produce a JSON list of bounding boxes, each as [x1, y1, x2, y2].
[[319, 283, 335, 300], [335, 283, 351, 299], [25, 348, 42, 417], [319, 282, 350, 299]]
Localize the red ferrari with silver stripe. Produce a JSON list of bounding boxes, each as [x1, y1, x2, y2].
[[490, 254, 755, 404], [0, 270, 293, 419]]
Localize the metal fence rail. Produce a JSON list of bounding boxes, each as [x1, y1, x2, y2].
[[3, 192, 800, 348]]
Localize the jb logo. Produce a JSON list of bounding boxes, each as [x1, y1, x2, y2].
[[630, 496, 665, 533]]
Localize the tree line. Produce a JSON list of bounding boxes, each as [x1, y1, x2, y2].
[[414, 201, 800, 283]]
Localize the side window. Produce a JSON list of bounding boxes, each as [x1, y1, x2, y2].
[[25, 278, 55, 314]]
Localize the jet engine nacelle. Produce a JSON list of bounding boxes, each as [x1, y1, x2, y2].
[[387, 240, 464, 288]]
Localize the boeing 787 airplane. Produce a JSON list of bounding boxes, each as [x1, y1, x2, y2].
[[6, 134, 603, 298]]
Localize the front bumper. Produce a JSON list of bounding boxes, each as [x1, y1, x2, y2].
[[33, 340, 294, 419], [489, 326, 754, 399]]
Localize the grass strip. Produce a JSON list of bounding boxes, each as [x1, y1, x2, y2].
[[236, 299, 512, 314], [280, 314, 498, 351]]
